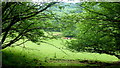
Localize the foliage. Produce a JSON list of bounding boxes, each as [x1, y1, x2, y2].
[[2, 2, 58, 49], [59, 13, 79, 37], [64, 2, 120, 59], [48, 3, 82, 37]]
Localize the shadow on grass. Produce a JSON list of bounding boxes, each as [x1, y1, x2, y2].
[[2, 47, 120, 68], [2, 47, 43, 67]]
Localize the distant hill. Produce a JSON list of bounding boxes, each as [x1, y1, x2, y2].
[[47, 2, 83, 16]]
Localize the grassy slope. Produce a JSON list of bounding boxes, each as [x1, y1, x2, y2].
[[2, 38, 119, 66]]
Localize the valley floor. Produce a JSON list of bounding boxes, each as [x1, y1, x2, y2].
[[2, 38, 120, 67]]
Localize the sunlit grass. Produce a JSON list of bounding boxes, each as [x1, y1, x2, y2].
[[2, 38, 119, 66]]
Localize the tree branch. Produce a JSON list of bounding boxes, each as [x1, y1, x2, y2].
[[2, 23, 34, 48], [83, 7, 120, 22], [2, 2, 58, 46]]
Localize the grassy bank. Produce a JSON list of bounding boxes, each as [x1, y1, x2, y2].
[[2, 39, 119, 67]]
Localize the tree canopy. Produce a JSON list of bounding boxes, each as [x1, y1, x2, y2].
[[60, 2, 120, 59], [2, 2, 58, 49], [2, 2, 120, 59]]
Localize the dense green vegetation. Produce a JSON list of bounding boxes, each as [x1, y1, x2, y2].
[[1, 1, 120, 67], [62, 2, 120, 59], [2, 2, 58, 49]]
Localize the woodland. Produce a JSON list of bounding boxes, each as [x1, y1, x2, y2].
[[1, 1, 120, 67]]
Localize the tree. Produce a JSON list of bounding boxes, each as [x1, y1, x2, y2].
[[65, 2, 120, 59], [59, 13, 79, 37], [2, 2, 58, 49], [52, 3, 82, 37]]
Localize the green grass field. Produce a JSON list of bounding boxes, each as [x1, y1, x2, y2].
[[2, 38, 119, 67]]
